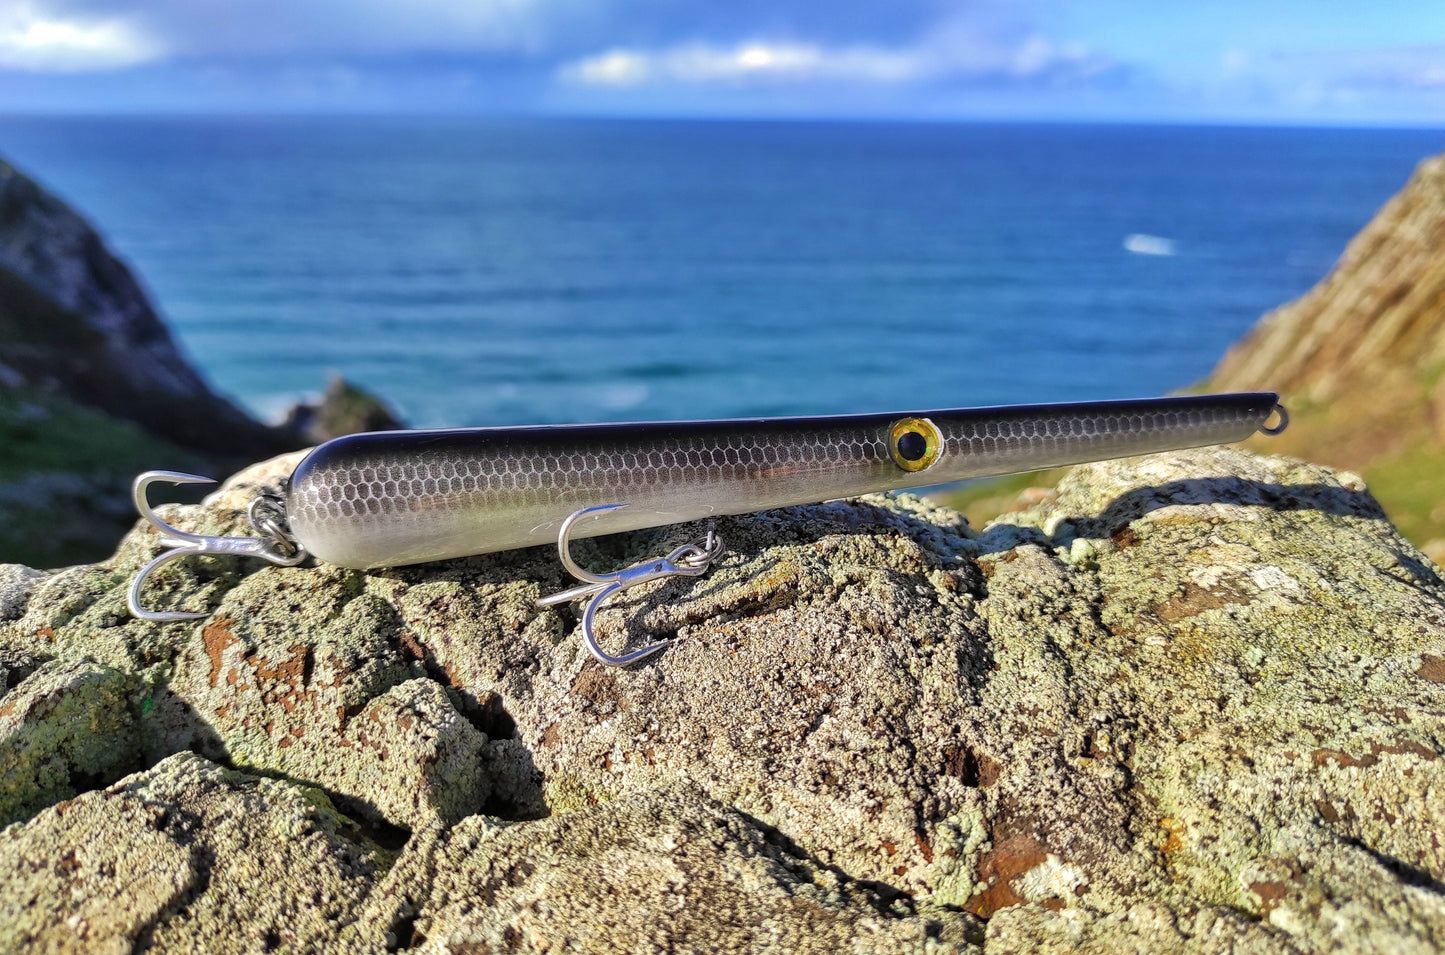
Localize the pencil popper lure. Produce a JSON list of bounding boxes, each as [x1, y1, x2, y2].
[[128, 393, 1287, 665]]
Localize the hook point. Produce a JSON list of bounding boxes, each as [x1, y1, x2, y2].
[[537, 504, 724, 666], [127, 471, 303, 622]]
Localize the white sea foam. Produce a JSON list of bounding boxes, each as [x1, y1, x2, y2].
[[1123, 233, 1177, 256], [597, 383, 650, 411]]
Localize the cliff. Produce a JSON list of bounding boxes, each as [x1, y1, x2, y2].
[[1209, 152, 1445, 557], [1, 447, 1442, 952], [0, 159, 294, 459], [0, 159, 401, 567]]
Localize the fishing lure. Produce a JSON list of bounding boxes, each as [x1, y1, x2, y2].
[[128, 392, 1287, 664]]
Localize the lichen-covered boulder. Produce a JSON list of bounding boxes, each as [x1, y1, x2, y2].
[[0, 446, 1441, 953], [965, 451, 1445, 951], [0, 752, 384, 954], [401, 492, 988, 898], [0, 658, 141, 826], [353, 781, 980, 954]]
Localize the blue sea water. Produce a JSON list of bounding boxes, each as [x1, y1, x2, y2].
[[2, 116, 1442, 427]]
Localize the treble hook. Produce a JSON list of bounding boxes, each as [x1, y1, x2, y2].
[[536, 504, 725, 666], [127, 471, 308, 622]]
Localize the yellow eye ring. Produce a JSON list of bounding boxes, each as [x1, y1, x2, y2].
[[888, 417, 942, 472]]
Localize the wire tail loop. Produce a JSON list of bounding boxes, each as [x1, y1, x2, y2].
[[1260, 402, 1290, 436], [127, 470, 307, 622], [536, 504, 726, 666]]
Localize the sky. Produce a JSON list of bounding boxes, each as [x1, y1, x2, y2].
[[0, 0, 1442, 125]]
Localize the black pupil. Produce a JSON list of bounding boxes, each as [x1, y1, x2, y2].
[[896, 430, 927, 462]]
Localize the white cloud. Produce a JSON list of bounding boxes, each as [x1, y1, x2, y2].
[[0, 3, 162, 71], [561, 41, 924, 87], [558, 31, 1117, 89], [1220, 47, 1250, 78], [1008, 35, 1111, 80], [1416, 67, 1445, 89], [1233, 43, 1445, 96], [566, 48, 650, 86], [1351, 46, 1445, 90], [37, 0, 567, 60]]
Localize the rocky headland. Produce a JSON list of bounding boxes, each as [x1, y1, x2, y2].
[[1208, 152, 1445, 560], [0, 159, 398, 567], [0, 160, 290, 458]]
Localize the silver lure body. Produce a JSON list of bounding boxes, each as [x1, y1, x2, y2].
[[283, 393, 1282, 569]]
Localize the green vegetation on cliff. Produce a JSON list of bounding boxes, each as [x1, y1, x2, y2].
[[0, 388, 198, 567]]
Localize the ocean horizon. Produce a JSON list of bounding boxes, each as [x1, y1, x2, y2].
[[3, 115, 1442, 428]]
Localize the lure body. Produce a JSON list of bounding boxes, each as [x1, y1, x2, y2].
[[284, 392, 1282, 569]]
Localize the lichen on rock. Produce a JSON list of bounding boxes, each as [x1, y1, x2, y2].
[[0, 752, 385, 954], [0, 659, 142, 827], [0, 446, 1441, 952], [352, 781, 981, 953]]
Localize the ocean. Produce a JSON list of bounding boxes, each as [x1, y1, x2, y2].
[[2, 116, 1442, 428]]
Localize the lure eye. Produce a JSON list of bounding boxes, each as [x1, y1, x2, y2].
[[888, 417, 942, 472]]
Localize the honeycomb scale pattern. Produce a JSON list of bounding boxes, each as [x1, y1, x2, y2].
[[284, 393, 1278, 568]]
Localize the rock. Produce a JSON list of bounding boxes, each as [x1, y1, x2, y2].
[[0, 565, 47, 623], [0, 772, 195, 955], [982, 903, 1288, 954], [0, 752, 384, 954], [972, 450, 1445, 951], [0, 752, 977, 954], [0, 446, 1442, 952], [386, 489, 986, 897], [354, 781, 980, 953], [0, 659, 142, 826], [0, 158, 293, 459], [281, 375, 407, 444]]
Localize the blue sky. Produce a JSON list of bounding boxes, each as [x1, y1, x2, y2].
[[1, 0, 1442, 125]]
